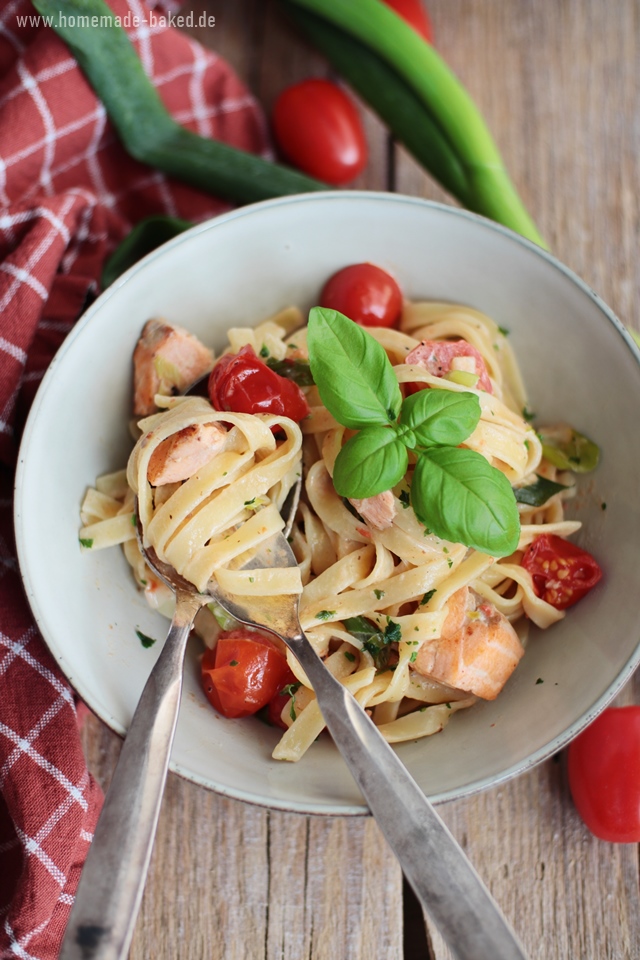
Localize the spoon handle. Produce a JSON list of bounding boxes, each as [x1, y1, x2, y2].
[[60, 591, 204, 960], [289, 634, 529, 960]]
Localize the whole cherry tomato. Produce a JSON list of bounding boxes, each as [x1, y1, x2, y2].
[[521, 534, 602, 610], [382, 0, 433, 42], [208, 344, 310, 422], [568, 706, 640, 842], [320, 263, 403, 328], [272, 79, 367, 186], [201, 629, 292, 719]]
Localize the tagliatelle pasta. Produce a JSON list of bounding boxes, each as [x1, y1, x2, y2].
[[80, 298, 598, 762]]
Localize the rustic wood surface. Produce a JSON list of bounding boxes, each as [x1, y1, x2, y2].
[[82, 1, 640, 957]]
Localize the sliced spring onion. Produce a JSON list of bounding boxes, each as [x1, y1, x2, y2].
[[538, 425, 600, 473]]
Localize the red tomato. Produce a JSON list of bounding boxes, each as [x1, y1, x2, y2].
[[382, 0, 433, 42], [267, 670, 299, 730], [404, 339, 493, 393], [208, 344, 309, 422], [521, 534, 602, 610], [568, 707, 640, 842], [320, 263, 403, 328], [271, 79, 367, 185], [201, 629, 292, 719]]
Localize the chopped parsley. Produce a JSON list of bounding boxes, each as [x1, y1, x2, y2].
[[79, 537, 94, 548], [399, 489, 411, 510], [136, 629, 156, 649], [315, 610, 335, 620], [447, 558, 453, 569], [281, 682, 301, 698], [229, 660, 239, 666], [344, 651, 356, 662], [498, 325, 510, 337], [445, 702, 451, 709], [343, 615, 402, 671], [420, 589, 436, 606], [536, 677, 544, 685], [373, 589, 385, 600], [522, 406, 536, 423], [409, 651, 418, 663], [131, 513, 137, 527], [259, 344, 270, 358]]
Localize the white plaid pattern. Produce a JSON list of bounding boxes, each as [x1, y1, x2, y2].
[[0, 0, 269, 954]]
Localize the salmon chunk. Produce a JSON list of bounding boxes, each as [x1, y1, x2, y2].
[[413, 587, 524, 700], [405, 339, 493, 393], [349, 490, 396, 530], [133, 319, 214, 416], [147, 422, 227, 486]]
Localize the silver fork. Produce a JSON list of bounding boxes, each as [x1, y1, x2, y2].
[[206, 530, 529, 960]]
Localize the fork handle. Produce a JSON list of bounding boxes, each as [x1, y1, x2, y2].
[[60, 591, 204, 960], [289, 635, 529, 960]]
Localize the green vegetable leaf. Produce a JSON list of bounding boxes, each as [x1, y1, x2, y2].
[[412, 447, 520, 556], [400, 389, 480, 448], [307, 307, 402, 428], [266, 357, 315, 386], [514, 475, 568, 507], [79, 537, 93, 548], [538, 425, 600, 473], [343, 616, 401, 671], [333, 426, 407, 498], [420, 589, 436, 606], [315, 610, 336, 620]]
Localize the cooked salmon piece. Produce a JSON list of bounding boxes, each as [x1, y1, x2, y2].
[[405, 339, 493, 393], [147, 422, 227, 486], [349, 490, 396, 530], [133, 319, 214, 416], [413, 586, 524, 699]]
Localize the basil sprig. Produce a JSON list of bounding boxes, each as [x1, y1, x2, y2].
[[307, 307, 520, 557]]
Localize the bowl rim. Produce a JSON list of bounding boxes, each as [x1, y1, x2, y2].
[[14, 190, 640, 814]]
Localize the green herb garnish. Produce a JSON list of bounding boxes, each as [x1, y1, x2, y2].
[[344, 615, 401, 671], [538, 425, 600, 473], [136, 629, 156, 648], [307, 308, 520, 557], [513, 475, 568, 507], [79, 537, 94, 548], [266, 357, 315, 386], [373, 589, 385, 600], [398, 489, 411, 509], [315, 609, 335, 620], [344, 651, 356, 662]]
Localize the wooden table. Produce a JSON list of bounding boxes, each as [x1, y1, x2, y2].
[[82, 2, 640, 956]]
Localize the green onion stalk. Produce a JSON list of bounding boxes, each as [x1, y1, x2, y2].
[[281, 0, 546, 248]]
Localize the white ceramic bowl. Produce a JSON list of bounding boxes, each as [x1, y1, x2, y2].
[[15, 192, 640, 815]]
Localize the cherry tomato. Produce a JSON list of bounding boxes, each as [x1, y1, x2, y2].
[[382, 0, 433, 42], [267, 670, 299, 730], [208, 344, 310, 422], [405, 339, 493, 393], [568, 707, 640, 842], [201, 629, 292, 719], [521, 534, 602, 610], [272, 79, 367, 186], [320, 263, 403, 328]]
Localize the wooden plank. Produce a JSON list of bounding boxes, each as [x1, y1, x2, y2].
[[394, 1, 640, 956]]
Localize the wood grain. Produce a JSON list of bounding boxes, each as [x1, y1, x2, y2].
[[82, 1, 640, 957]]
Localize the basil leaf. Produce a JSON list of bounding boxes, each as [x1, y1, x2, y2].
[[538, 424, 600, 473], [266, 357, 315, 386], [400, 389, 480, 447], [514, 475, 568, 506], [412, 447, 520, 557], [307, 307, 402, 428], [333, 426, 407, 498]]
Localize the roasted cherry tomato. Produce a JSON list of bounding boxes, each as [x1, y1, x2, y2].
[[320, 263, 403, 328], [267, 670, 299, 730], [272, 79, 367, 185], [201, 629, 292, 719], [521, 534, 602, 610], [568, 707, 640, 842], [382, 0, 433, 42], [208, 344, 310, 422]]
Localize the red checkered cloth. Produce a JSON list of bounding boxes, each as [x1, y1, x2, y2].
[[0, 0, 269, 955]]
